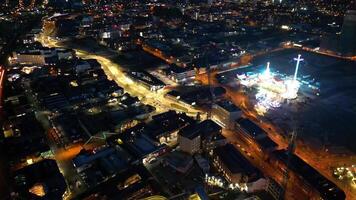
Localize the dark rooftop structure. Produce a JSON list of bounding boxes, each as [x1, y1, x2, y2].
[[214, 144, 261, 178], [73, 147, 130, 170], [74, 165, 161, 200], [119, 93, 140, 107], [54, 113, 88, 143], [236, 118, 277, 150], [12, 159, 67, 200], [273, 150, 346, 200], [107, 124, 160, 159], [3, 113, 50, 160], [216, 100, 241, 113], [163, 64, 194, 74], [164, 151, 194, 173], [146, 110, 195, 141], [127, 70, 165, 90], [72, 147, 131, 187], [178, 119, 222, 141], [236, 118, 266, 138]]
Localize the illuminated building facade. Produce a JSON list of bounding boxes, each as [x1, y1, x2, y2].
[[212, 100, 242, 129]]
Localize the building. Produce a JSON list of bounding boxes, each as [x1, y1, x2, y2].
[[198, 120, 225, 149], [247, 178, 283, 200], [56, 48, 75, 60], [2, 113, 50, 162], [74, 165, 162, 200], [164, 151, 194, 173], [194, 154, 210, 173], [272, 150, 346, 200], [75, 59, 92, 74], [107, 124, 161, 161], [12, 159, 67, 200], [178, 126, 201, 154], [11, 50, 46, 66], [235, 118, 277, 152], [119, 93, 140, 107], [212, 100, 242, 129], [146, 110, 195, 145], [178, 119, 223, 154], [10, 47, 73, 66], [340, 2, 356, 56], [213, 144, 261, 184], [164, 90, 196, 111], [72, 146, 131, 187], [127, 70, 165, 91], [163, 64, 196, 83]]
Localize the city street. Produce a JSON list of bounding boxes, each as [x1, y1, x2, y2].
[[36, 31, 356, 200], [2, 1, 355, 200], [34, 33, 205, 199], [36, 34, 201, 117]]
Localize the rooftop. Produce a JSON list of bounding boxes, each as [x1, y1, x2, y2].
[[146, 110, 195, 139], [164, 151, 194, 173], [13, 159, 67, 200], [236, 118, 277, 149], [179, 119, 222, 140], [214, 144, 260, 177], [72, 147, 130, 169], [216, 100, 241, 112], [236, 118, 267, 139], [108, 124, 160, 159], [273, 150, 346, 200]]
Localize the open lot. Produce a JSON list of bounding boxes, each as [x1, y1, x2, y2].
[[219, 48, 356, 153]]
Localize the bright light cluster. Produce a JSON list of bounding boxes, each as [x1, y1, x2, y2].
[[237, 55, 304, 115], [205, 174, 224, 188], [204, 174, 249, 192], [333, 166, 356, 188]]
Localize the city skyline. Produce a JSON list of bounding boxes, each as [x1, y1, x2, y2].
[[0, 1, 355, 200]]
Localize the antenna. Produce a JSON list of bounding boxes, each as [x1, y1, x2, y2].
[[206, 50, 215, 120], [281, 120, 298, 199]]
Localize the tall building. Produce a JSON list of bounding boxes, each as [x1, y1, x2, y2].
[[212, 100, 242, 129], [178, 129, 201, 155], [340, 1, 356, 56]]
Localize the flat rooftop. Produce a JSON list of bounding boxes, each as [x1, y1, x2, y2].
[[179, 119, 222, 140], [216, 100, 241, 112], [108, 124, 159, 158], [236, 118, 267, 139], [214, 144, 260, 176]]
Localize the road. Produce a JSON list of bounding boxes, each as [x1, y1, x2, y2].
[[34, 33, 205, 199], [36, 32, 356, 199], [36, 34, 200, 117], [21, 80, 87, 199]]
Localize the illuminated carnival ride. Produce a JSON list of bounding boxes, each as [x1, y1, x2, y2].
[[237, 55, 305, 115]]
